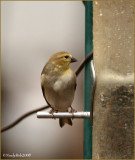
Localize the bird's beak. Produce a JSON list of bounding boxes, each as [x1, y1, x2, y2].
[[71, 57, 77, 63]]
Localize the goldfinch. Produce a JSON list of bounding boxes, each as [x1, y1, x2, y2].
[[41, 52, 77, 127]]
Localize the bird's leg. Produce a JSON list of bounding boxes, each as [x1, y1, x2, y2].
[[69, 106, 77, 113], [49, 108, 55, 119], [69, 106, 77, 119]]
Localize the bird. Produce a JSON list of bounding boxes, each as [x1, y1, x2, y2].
[[41, 51, 77, 127]]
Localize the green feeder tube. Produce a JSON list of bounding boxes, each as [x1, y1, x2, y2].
[[84, 1, 93, 159]]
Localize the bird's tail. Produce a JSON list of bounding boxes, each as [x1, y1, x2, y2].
[[59, 118, 72, 128]]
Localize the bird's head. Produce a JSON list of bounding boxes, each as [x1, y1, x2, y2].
[[48, 51, 77, 72]]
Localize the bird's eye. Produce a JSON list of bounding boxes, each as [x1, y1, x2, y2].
[[64, 56, 69, 59]]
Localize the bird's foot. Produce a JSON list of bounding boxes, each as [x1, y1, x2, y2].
[[49, 108, 56, 119], [69, 106, 77, 119]]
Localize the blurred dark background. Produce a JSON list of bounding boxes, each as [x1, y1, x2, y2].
[[1, 1, 85, 159]]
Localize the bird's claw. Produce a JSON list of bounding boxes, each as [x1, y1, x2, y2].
[[49, 108, 56, 119], [69, 106, 77, 119]]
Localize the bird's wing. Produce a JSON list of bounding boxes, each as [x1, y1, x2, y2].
[[41, 73, 45, 98], [41, 73, 51, 106]]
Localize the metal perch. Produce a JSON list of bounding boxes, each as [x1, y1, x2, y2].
[[37, 111, 90, 119]]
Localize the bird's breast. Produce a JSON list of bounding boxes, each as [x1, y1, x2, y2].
[[53, 70, 75, 91]]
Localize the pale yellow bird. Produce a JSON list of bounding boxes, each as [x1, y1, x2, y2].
[[41, 52, 77, 127]]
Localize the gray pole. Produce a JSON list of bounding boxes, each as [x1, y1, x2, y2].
[[93, 1, 134, 159]]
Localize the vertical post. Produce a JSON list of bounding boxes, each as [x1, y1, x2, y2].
[[93, 1, 134, 159], [0, 1, 1, 157], [84, 1, 93, 159]]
